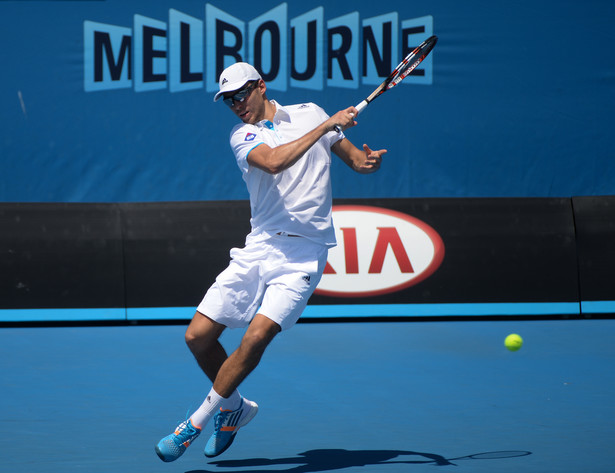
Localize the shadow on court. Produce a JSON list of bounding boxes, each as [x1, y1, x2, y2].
[[187, 448, 532, 472]]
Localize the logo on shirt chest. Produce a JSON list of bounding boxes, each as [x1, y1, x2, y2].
[[245, 133, 257, 141]]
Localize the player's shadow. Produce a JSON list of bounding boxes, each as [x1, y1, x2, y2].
[[185, 448, 532, 473]]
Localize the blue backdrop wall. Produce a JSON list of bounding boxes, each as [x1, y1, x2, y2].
[[1, 0, 614, 203]]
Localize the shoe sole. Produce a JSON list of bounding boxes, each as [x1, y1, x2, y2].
[[204, 401, 258, 458], [155, 444, 180, 463]]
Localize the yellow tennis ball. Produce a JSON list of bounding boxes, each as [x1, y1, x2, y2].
[[505, 333, 523, 351]]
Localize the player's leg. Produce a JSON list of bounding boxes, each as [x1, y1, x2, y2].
[[213, 313, 281, 397], [155, 312, 249, 463], [156, 314, 241, 462], [187, 313, 276, 431], [185, 311, 227, 383], [155, 313, 226, 462], [202, 314, 279, 457], [157, 258, 270, 462]]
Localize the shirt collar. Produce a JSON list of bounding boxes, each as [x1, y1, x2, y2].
[[257, 100, 291, 128]]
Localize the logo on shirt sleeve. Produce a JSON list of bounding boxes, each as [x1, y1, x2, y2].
[[245, 132, 257, 141]]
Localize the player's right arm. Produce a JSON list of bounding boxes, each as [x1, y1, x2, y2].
[[247, 107, 357, 174]]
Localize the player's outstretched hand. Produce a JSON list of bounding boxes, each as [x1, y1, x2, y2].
[[358, 144, 387, 173]]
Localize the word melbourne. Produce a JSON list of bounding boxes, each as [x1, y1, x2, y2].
[[84, 3, 434, 93]]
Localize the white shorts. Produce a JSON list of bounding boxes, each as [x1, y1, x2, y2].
[[197, 234, 328, 331]]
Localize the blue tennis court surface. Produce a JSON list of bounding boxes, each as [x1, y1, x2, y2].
[[1, 319, 614, 473]]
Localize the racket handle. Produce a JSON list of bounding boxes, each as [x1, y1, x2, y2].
[[355, 100, 368, 114]]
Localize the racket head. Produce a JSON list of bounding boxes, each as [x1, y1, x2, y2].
[[387, 35, 438, 89]]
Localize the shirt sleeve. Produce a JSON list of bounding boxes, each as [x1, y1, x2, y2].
[[229, 123, 265, 173]]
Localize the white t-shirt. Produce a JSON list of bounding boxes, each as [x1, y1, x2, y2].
[[229, 101, 342, 247]]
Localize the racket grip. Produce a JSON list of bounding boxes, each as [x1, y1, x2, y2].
[[355, 100, 368, 114]]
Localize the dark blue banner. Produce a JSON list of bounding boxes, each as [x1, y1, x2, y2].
[[1, 1, 614, 202]]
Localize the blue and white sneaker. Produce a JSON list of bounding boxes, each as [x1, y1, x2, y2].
[[155, 418, 201, 462], [204, 397, 258, 458]]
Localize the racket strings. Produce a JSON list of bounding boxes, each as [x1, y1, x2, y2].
[[393, 36, 437, 86], [389, 58, 421, 87]]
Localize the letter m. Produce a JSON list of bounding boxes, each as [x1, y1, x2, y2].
[[84, 21, 132, 91]]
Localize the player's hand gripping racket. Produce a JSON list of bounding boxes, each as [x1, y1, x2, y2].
[[334, 35, 438, 133]]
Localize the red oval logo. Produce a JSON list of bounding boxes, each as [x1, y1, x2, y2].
[[315, 205, 445, 297]]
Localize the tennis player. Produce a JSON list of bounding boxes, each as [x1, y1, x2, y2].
[[156, 62, 387, 462]]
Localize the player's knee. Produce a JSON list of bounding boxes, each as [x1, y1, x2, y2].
[[185, 312, 224, 352], [185, 324, 212, 352], [184, 327, 199, 350]]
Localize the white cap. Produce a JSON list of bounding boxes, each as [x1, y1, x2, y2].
[[213, 62, 262, 102]]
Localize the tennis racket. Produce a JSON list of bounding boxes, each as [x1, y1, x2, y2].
[[334, 34, 438, 132]]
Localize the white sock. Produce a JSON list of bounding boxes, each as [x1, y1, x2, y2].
[[220, 389, 242, 411], [189, 388, 223, 429], [189, 388, 242, 429]]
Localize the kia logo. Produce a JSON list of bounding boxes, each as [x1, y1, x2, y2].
[[315, 206, 445, 297]]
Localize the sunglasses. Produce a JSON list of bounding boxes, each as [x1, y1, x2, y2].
[[223, 81, 258, 107]]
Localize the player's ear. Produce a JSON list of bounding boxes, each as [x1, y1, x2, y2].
[[257, 79, 266, 96]]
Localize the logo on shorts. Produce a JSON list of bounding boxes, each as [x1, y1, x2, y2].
[[245, 133, 256, 141], [303, 275, 311, 283]]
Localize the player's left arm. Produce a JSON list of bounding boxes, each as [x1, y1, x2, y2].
[[332, 138, 387, 174]]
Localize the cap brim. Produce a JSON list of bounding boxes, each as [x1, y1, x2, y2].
[[213, 80, 250, 102]]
